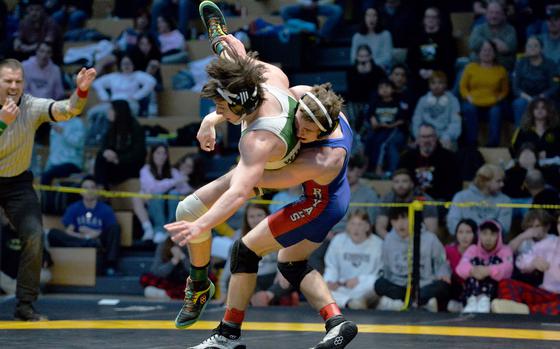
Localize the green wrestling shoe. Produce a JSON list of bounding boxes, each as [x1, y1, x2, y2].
[[175, 277, 215, 329], [199, 0, 228, 55]]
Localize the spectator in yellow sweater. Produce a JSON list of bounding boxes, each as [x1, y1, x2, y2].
[[460, 40, 509, 147]]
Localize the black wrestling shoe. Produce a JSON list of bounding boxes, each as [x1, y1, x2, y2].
[[311, 317, 358, 349]]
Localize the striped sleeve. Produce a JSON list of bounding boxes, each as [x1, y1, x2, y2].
[[26, 95, 56, 128]]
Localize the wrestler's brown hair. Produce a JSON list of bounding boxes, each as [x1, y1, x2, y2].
[[201, 51, 266, 107], [300, 83, 344, 136]]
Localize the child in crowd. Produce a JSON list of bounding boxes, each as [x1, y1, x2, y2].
[[492, 214, 560, 315], [365, 79, 406, 175], [140, 237, 190, 300], [509, 210, 554, 256], [456, 220, 513, 313], [323, 210, 383, 309], [508, 210, 554, 286], [374, 207, 450, 312], [445, 219, 478, 312], [412, 71, 461, 151]]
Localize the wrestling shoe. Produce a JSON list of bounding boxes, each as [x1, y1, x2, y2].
[[199, 0, 228, 55], [188, 322, 246, 349], [311, 316, 358, 349], [175, 277, 215, 328]]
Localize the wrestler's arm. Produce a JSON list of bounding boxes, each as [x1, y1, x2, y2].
[[220, 35, 289, 89], [197, 111, 226, 151], [51, 68, 96, 121], [289, 85, 312, 99], [193, 131, 276, 231], [256, 147, 344, 189], [201, 110, 226, 126]]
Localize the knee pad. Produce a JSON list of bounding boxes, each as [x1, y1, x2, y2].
[[230, 239, 262, 274], [277, 261, 314, 291], [175, 194, 211, 243]]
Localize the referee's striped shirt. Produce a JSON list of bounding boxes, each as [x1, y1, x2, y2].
[[0, 94, 55, 177]]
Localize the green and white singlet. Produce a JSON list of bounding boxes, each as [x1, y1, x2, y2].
[[241, 84, 300, 170]]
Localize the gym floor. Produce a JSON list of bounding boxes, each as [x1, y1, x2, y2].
[[1, 294, 559, 348]]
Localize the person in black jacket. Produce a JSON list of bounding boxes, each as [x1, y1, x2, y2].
[[406, 6, 456, 94], [398, 123, 462, 201], [94, 99, 146, 188], [346, 44, 386, 133]]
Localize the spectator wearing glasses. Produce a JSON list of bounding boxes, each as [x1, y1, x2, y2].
[[398, 123, 462, 202], [407, 7, 456, 94]]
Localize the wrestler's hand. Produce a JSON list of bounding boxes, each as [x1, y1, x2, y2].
[[76, 67, 97, 91], [165, 220, 203, 246], [197, 118, 216, 151], [0, 97, 19, 124]]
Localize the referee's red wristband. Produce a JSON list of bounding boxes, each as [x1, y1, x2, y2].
[[76, 88, 89, 98]]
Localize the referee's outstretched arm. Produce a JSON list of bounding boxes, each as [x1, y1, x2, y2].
[[50, 67, 97, 121]]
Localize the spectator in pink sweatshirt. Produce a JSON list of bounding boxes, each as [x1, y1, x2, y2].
[[492, 214, 560, 315], [456, 220, 513, 313], [133, 144, 193, 244], [445, 218, 477, 312]]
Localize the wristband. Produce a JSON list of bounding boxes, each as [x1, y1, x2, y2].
[[76, 88, 89, 98]]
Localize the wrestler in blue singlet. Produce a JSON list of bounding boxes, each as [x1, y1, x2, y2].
[[267, 114, 353, 247]]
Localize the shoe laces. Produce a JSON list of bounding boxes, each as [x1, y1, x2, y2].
[[182, 288, 199, 312], [201, 333, 226, 345], [207, 17, 226, 37]]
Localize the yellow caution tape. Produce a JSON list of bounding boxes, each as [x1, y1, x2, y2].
[[33, 185, 560, 209]]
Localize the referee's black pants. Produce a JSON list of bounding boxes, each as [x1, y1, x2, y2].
[[0, 171, 43, 303]]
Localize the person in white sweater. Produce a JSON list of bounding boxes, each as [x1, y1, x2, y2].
[[350, 7, 393, 71], [86, 53, 157, 145], [323, 210, 383, 309], [91, 53, 157, 115]]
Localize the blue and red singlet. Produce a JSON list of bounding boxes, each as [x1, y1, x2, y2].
[[267, 115, 353, 247]]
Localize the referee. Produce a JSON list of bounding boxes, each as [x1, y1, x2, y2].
[[0, 59, 96, 321]]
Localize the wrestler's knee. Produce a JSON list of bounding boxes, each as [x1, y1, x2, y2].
[[176, 194, 211, 243], [230, 239, 262, 274], [277, 260, 314, 291]]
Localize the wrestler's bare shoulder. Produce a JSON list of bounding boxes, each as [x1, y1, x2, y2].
[[239, 128, 286, 161]]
